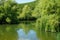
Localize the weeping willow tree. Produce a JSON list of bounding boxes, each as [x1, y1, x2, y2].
[[35, 0, 60, 32]]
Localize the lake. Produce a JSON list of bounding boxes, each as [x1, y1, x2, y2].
[[0, 23, 60, 40]]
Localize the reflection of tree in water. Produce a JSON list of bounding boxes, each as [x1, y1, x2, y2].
[[0, 24, 59, 40], [0, 25, 18, 40], [36, 30, 57, 40], [17, 23, 34, 34], [57, 33, 60, 40]]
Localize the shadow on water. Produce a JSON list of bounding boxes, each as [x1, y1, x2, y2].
[[0, 24, 60, 40]]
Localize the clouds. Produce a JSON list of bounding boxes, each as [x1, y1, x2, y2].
[[17, 29, 38, 40]]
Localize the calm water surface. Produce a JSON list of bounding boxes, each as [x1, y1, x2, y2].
[[0, 23, 60, 40]]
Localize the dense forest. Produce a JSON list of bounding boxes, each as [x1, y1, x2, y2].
[[0, 0, 60, 32], [0, 0, 37, 24]]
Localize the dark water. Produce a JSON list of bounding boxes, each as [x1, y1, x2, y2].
[[0, 23, 60, 40]]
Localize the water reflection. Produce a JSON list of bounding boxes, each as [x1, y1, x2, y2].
[[57, 33, 60, 40], [0, 24, 60, 40], [17, 29, 38, 40], [0, 25, 18, 40], [36, 31, 57, 40]]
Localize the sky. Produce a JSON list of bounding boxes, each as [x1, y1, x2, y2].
[[15, 0, 35, 4]]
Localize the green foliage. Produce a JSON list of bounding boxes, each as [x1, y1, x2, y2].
[[0, 0, 60, 32], [18, 5, 30, 18], [0, 0, 36, 24], [6, 17, 11, 23], [36, 0, 60, 32]]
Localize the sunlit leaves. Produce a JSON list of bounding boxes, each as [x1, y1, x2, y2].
[[4, 2, 10, 9], [6, 17, 11, 23], [11, 5, 17, 10], [35, 0, 60, 32], [0, 13, 4, 19], [18, 5, 31, 18]]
